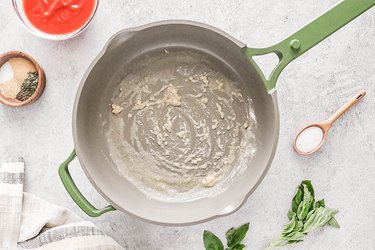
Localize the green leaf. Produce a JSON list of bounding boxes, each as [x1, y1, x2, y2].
[[267, 238, 287, 249], [328, 217, 340, 228], [302, 207, 338, 233], [305, 208, 315, 222], [291, 185, 303, 213], [281, 217, 305, 242], [295, 220, 304, 232], [315, 199, 325, 208], [292, 181, 315, 217], [282, 231, 305, 241], [225, 223, 249, 247], [296, 183, 315, 221], [315, 199, 340, 228], [281, 216, 297, 236], [302, 180, 315, 197], [228, 243, 246, 250], [203, 230, 224, 250], [287, 210, 296, 220]]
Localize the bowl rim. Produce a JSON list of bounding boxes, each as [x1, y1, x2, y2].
[[12, 0, 100, 40], [0, 51, 46, 107]]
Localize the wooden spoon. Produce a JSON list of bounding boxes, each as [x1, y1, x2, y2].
[[294, 90, 366, 155]]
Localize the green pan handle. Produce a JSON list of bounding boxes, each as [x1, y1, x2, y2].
[[243, 0, 375, 92], [58, 150, 115, 217]]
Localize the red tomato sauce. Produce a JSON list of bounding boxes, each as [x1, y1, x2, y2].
[[23, 0, 96, 35]]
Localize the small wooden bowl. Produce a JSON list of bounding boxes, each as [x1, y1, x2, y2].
[[0, 51, 46, 107]]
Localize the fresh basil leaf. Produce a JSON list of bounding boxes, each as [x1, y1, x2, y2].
[[267, 233, 304, 249], [315, 199, 340, 228], [291, 185, 303, 213], [305, 208, 315, 222], [315, 199, 325, 208], [225, 223, 249, 247], [281, 216, 297, 236], [328, 217, 340, 228], [282, 231, 305, 241], [282, 214, 303, 236], [282, 219, 304, 239], [295, 220, 304, 232], [296, 184, 315, 221], [292, 180, 315, 216], [267, 238, 287, 249], [266, 231, 305, 250], [287, 210, 296, 220], [302, 180, 315, 198], [228, 243, 246, 250], [302, 207, 338, 233], [203, 230, 224, 250]]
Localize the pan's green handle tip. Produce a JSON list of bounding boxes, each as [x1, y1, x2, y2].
[[58, 150, 116, 217]]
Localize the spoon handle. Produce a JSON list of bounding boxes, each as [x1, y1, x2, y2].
[[327, 89, 366, 125]]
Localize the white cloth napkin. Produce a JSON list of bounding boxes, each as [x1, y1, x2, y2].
[[0, 160, 125, 250]]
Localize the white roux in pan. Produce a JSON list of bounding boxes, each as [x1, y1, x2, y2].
[[104, 49, 257, 201]]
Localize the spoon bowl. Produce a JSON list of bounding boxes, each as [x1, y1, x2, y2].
[[294, 124, 327, 155]]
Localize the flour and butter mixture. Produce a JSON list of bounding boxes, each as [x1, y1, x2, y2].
[[104, 49, 257, 201]]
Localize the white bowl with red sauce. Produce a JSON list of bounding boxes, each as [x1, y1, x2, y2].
[[12, 0, 99, 40]]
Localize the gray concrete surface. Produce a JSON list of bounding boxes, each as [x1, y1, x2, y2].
[[1, 0, 375, 249]]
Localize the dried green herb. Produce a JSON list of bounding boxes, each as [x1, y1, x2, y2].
[[16, 71, 38, 101]]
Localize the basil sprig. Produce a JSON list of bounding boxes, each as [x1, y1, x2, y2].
[[203, 180, 339, 250], [203, 223, 250, 250], [266, 180, 339, 249]]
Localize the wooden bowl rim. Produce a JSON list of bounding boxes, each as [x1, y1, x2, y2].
[[0, 51, 46, 107]]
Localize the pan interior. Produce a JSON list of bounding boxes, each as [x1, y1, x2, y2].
[[104, 48, 258, 202], [75, 23, 277, 223]]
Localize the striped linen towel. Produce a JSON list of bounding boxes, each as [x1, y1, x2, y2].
[[0, 160, 124, 250]]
